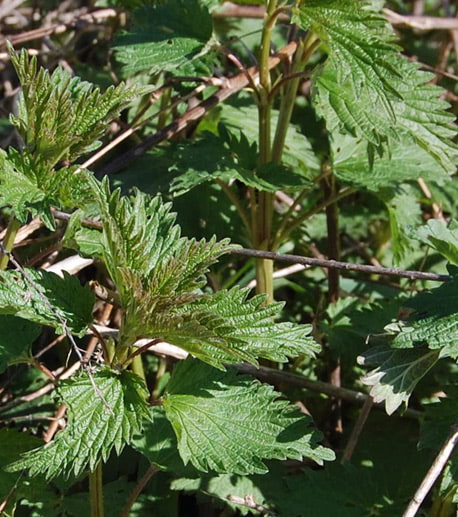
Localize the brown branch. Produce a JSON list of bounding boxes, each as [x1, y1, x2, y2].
[[215, 3, 458, 31], [120, 465, 160, 517], [96, 41, 298, 177], [403, 422, 458, 517], [0, 8, 119, 49], [234, 364, 423, 419], [231, 248, 450, 283], [51, 209, 450, 283], [341, 397, 374, 463]]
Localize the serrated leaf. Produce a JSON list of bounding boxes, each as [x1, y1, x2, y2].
[[131, 406, 189, 474], [169, 132, 310, 196], [8, 369, 150, 479], [114, 0, 213, 77], [0, 268, 94, 337], [332, 132, 448, 191], [0, 315, 41, 373], [392, 314, 458, 359], [9, 44, 140, 167], [187, 287, 319, 361], [417, 219, 458, 265], [294, 0, 457, 171], [0, 148, 94, 229], [163, 358, 335, 474], [358, 345, 439, 414]]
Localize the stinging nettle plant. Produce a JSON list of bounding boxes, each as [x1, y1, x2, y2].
[[1, 0, 458, 515]]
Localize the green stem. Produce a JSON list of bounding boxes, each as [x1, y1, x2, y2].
[[89, 462, 104, 517], [0, 217, 21, 270], [131, 354, 146, 382], [253, 0, 278, 302], [275, 186, 355, 246]]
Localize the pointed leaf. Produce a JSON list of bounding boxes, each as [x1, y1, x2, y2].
[[8, 369, 151, 479], [9, 43, 141, 167], [0, 268, 94, 337], [294, 0, 457, 171], [358, 345, 439, 414], [163, 358, 335, 474]]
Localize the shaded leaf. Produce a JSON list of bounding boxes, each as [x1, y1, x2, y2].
[[0, 315, 41, 373], [163, 358, 335, 474], [8, 369, 150, 479], [114, 0, 213, 77]]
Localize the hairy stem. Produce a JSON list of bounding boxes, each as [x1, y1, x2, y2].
[[89, 462, 104, 517]]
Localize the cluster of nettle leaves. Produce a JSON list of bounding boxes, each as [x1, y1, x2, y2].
[[1, 0, 458, 514]]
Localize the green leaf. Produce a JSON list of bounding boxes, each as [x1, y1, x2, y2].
[[8, 369, 151, 479], [220, 104, 320, 177], [419, 386, 458, 452], [163, 358, 335, 474], [417, 219, 458, 265], [131, 406, 190, 474], [0, 268, 94, 337], [0, 148, 94, 229], [392, 314, 458, 359], [331, 132, 448, 191], [169, 132, 311, 196], [0, 429, 43, 499], [358, 345, 439, 415], [294, 0, 457, 171], [114, 0, 213, 77], [8, 43, 140, 167], [186, 287, 319, 361], [171, 465, 284, 516], [377, 185, 422, 264], [0, 315, 41, 373]]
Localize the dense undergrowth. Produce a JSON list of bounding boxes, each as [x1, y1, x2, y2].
[[0, 1, 458, 516]]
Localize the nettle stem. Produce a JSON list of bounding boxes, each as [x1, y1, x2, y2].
[[253, 0, 277, 302], [89, 462, 104, 517], [0, 217, 21, 270], [253, 21, 320, 301]]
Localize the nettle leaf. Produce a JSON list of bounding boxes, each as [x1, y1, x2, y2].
[[163, 358, 335, 474], [131, 406, 189, 474], [377, 185, 422, 264], [114, 0, 213, 77], [187, 287, 319, 361], [0, 268, 94, 337], [170, 131, 310, 196], [294, 0, 457, 171], [220, 104, 320, 177], [0, 148, 93, 229], [417, 219, 458, 265], [358, 345, 439, 415], [392, 314, 458, 359], [8, 369, 150, 479], [93, 179, 316, 367], [8, 43, 140, 167], [331, 132, 448, 191], [0, 315, 41, 373]]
